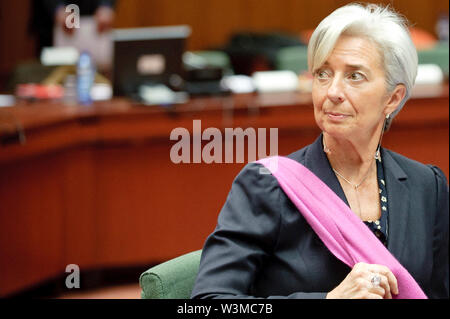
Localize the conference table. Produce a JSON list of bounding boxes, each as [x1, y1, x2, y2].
[[0, 84, 448, 297]]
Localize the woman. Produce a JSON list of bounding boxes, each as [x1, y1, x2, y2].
[[191, 3, 448, 299]]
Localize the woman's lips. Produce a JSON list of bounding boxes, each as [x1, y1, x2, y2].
[[325, 112, 349, 121]]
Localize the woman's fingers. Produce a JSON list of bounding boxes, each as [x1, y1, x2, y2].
[[328, 262, 399, 299], [369, 274, 392, 299], [368, 264, 399, 295]]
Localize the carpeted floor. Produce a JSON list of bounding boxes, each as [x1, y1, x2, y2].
[[56, 283, 141, 299]]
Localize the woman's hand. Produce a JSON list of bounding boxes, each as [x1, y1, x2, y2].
[[326, 262, 399, 299]]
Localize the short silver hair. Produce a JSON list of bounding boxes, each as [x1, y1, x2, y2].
[[307, 3, 418, 128]]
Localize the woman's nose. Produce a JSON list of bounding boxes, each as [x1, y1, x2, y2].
[[327, 77, 345, 103]]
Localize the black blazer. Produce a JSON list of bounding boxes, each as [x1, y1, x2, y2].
[[191, 135, 449, 299]]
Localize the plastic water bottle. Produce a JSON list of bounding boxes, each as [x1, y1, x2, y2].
[[76, 51, 95, 105]]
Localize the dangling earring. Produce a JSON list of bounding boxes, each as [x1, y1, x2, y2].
[[323, 136, 331, 154], [375, 113, 390, 160]]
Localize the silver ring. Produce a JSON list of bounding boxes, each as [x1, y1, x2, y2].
[[371, 274, 381, 287]]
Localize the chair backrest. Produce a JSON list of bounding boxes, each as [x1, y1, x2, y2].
[[139, 250, 202, 299]]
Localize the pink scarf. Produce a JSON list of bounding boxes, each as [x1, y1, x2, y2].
[[257, 156, 427, 299]]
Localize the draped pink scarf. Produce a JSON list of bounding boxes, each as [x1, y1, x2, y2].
[[257, 156, 427, 299]]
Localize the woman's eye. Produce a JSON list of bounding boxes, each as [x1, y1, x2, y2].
[[316, 70, 330, 79], [349, 72, 365, 81]]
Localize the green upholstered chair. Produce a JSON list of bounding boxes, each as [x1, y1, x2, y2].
[[418, 42, 449, 76], [139, 250, 202, 299], [274, 46, 308, 74]]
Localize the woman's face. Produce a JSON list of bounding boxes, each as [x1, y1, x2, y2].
[[312, 35, 391, 141]]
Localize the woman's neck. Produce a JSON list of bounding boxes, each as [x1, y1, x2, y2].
[[323, 124, 383, 183]]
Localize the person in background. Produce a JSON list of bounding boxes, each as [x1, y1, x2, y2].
[[30, 0, 116, 57]]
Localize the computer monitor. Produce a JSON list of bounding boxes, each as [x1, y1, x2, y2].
[[112, 25, 191, 96]]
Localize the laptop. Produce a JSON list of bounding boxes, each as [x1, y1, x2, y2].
[[112, 25, 191, 96]]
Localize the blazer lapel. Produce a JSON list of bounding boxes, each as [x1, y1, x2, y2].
[[382, 149, 410, 261]]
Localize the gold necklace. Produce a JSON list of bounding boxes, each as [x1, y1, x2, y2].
[[332, 164, 373, 191], [332, 163, 375, 219], [323, 138, 375, 219]]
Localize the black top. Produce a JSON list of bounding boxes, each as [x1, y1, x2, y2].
[[363, 155, 389, 246], [191, 135, 449, 299]]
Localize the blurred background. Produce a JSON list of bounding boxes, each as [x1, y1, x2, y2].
[[0, 0, 448, 298]]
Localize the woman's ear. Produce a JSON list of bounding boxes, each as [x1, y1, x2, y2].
[[384, 84, 407, 116]]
